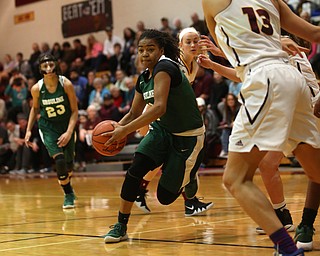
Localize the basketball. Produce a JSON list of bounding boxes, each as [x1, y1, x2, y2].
[[92, 120, 127, 156]]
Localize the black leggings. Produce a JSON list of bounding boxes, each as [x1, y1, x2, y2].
[[120, 153, 182, 205]]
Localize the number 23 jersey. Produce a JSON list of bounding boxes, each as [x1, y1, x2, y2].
[[214, 0, 287, 68], [38, 75, 71, 132]]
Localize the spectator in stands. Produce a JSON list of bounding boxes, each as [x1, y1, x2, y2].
[[41, 42, 51, 55], [109, 43, 128, 78], [119, 76, 135, 115], [135, 20, 146, 44], [15, 52, 33, 79], [78, 104, 102, 162], [51, 42, 62, 61], [0, 124, 12, 174], [208, 72, 229, 121], [75, 109, 88, 172], [190, 12, 208, 36], [29, 43, 42, 80], [72, 57, 86, 77], [196, 97, 220, 164], [160, 17, 173, 35], [0, 99, 6, 122], [109, 84, 124, 108], [9, 113, 33, 174], [61, 41, 76, 66], [0, 54, 16, 84], [59, 60, 70, 78], [228, 80, 242, 98], [73, 38, 87, 61], [217, 93, 241, 158], [101, 72, 114, 91], [99, 94, 122, 121], [6, 120, 20, 171], [88, 77, 110, 110], [84, 34, 103, 71], [114, 69, 128, 92], [172, 17, 183, 39], [192, 66, 212, 102], [69, 67, 88, 110], [5, 72, 28, 123], [98, 26, 124, 72], [123, 27, 136, 69]]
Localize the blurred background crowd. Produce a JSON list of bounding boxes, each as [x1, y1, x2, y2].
[[0, 0, 319, 175]]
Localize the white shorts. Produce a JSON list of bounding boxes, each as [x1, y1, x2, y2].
[[230, 59, 320, 156]]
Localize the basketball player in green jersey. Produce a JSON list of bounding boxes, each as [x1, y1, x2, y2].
[[25, 53, 78, 209], [104, 29, 205, 243]]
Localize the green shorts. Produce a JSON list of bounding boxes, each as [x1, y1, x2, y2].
[[38, 121, 75, 163], [137, 122, 204, 194]]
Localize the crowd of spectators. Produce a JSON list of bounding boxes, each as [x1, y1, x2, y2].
[[1, 4, 318, 174]]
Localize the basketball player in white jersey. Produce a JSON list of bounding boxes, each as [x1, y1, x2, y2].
[[202, 0, 320, 255]]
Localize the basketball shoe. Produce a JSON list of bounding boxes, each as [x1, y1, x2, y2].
[[63, 193, 76, 209], [134, 189, 151, 213], [104, 222, 128, 243], [256, 208, 295, 234], [294, 224, 315, 251], [185, 197, 214, 217], [273, 247, 304, 256]]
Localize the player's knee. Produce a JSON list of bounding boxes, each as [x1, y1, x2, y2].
[[222, 172, 239, 196], [55, 154, 68, 181], [157, 184, 181, 205], [120, 170, 142, 202]]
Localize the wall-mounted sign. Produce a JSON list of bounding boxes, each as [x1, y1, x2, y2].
[[61, 0, 113, 38]]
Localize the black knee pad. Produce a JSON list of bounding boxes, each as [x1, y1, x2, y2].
[[120, 153, 158, 202], [157, 183, 182, 205], [55, 154, 68, 181], [120, 170, 142, 202]]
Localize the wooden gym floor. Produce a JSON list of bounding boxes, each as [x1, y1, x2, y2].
[[0, 167, 319, 256]]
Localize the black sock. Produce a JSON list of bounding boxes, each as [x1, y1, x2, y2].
[[118, 212, 130, 225], [300, 207, 317, 227], [61, 182, 73, 194]]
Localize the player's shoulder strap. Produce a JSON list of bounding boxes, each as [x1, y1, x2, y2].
[[37, 75, 66, 90]]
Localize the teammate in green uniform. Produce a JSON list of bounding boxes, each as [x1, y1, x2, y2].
[[103, 29, 206, 243], [25, 53, 78, 209]]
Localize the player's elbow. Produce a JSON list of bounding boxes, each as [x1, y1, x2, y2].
[[153, 104, 166, 118]]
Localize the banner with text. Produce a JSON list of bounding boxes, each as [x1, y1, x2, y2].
[[61, 0, 112, 38]]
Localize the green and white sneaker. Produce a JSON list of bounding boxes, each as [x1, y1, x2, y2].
[[104, 222, 128, 243], [294, 224, 315, 251], [63, 193, 76, 209]]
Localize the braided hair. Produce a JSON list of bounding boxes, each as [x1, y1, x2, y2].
[[138, 29, 180, 62]]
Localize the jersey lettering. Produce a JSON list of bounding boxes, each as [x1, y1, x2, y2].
[[42, 96, 65, 105], [143, 90, 154, 100]]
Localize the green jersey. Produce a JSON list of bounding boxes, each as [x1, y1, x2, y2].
[[38, 75, 71, 133], [136, 56, 203, 134]]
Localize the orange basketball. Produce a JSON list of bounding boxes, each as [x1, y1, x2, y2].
[[92, 120, 127, 156]]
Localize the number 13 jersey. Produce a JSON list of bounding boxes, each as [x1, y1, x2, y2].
[[214, 0, 287, 68]]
